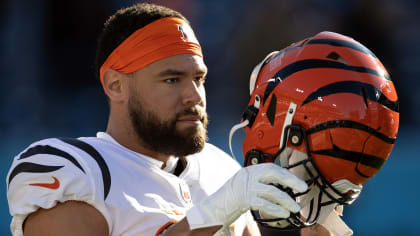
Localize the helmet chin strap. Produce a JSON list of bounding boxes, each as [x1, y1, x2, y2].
[[275, 102, 297, 167]]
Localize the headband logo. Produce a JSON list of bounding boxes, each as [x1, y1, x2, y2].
[[177, 25, 188, 41]]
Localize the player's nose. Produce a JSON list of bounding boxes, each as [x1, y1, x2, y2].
[[182, 79, 204, 106]]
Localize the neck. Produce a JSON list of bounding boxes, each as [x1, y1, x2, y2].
[[106, 114, 173, 167]]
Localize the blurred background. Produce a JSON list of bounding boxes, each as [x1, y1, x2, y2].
[[0, 0, 419, 235]]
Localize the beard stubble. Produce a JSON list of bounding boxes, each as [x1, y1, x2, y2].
[[128, 94, 208, 157]]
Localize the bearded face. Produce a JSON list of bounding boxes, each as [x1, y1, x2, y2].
[[128, 91, 208, 157]]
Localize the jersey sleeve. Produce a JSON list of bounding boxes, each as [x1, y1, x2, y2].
[[6, 138, 112, 236]]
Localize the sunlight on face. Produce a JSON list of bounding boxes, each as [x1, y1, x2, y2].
[[126, 54, 209, 156]]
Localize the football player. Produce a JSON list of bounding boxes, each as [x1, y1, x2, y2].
[[229, 31, 399, 236], [7, 3, 308, 236]]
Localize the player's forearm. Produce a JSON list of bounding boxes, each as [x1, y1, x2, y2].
[[161, 218, 221, 236]]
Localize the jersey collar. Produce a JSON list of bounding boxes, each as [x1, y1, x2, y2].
[[96, 132, 179, 173]]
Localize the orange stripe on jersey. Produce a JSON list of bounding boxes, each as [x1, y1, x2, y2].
[[229, 223, 236, 234], [155, 220, 177, 236]]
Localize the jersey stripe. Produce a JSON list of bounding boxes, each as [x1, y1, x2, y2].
[[59, 138, 111, 200], [8, 162, 64, 186], [18, 144, 85, 173], [155, 220, 177, 236]]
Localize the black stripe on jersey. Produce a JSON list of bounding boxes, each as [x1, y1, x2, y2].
[[18, 145, 85, 173], [59, 138, 111, 200], [307, 120, 395, 144], [301, 81, 399, 112], [312, 144, 385, 170], [307, 38, 378, 58], [8, 162, 64, 186], [262, 58, 391, 104]]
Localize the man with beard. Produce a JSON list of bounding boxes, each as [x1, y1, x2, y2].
[[6, 3, 308, 236]]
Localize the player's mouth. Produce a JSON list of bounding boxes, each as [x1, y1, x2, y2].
[[177, 115, 203, 125]]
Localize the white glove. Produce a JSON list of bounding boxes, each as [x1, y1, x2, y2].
[[186, 163, 308, 230]]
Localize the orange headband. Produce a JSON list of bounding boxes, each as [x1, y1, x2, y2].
[[99, 17, 203, 85]]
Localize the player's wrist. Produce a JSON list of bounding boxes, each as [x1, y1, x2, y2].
[[186, 169, 251, 230], [186, 204, 222, 229]]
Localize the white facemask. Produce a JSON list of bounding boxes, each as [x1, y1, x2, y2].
[[288, 150, 362, 236]]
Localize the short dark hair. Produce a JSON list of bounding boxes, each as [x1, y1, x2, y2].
[[95, 3, 188, 80]]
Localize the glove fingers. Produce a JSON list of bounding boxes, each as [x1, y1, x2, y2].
[[257, 184, 301, 213], [255, 163, 308, 193], [250, 197, 290, 219]]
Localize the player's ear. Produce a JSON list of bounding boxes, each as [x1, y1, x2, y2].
[[102, 69, 127, 103]]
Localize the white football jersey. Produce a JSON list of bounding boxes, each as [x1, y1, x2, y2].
[[7, 132, 251, 236]]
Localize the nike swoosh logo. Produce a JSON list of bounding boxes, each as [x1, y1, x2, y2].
[[30, 176, 60, 189]]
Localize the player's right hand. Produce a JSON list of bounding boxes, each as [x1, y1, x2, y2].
[[186, 163, 308, 231]]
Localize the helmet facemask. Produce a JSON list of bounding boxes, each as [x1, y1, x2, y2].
[[246, 124, 362, 230]]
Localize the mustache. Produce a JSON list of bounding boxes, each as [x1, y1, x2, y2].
[[176, 107, 207, 121]]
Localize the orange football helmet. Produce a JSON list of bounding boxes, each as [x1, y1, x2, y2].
[[230, 31, 399, 229]]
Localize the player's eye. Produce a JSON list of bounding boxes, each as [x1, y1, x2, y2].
[[194, 76, 206, 85], [164, 78, 178, 84]]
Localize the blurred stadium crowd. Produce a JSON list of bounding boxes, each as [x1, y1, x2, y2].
[[0, 0, 419, 235]]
